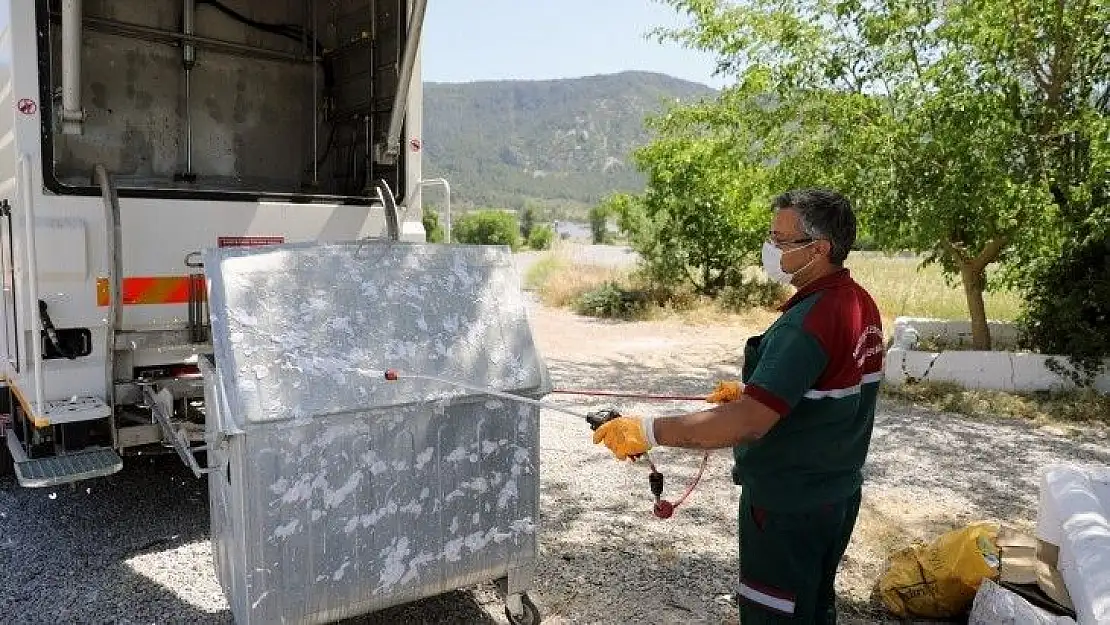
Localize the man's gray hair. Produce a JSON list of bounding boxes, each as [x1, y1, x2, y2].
[[771, 189, 857, 265]]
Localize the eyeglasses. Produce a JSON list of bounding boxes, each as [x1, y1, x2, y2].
[[766, 234, 814, 249]]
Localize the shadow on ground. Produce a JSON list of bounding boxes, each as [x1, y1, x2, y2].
[[0, 456, 501, 624]]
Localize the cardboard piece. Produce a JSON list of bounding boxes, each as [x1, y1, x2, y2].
[[996, 524, 1075, 618]]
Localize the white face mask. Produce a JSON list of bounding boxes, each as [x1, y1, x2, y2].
[[761, 240, 816, 285]]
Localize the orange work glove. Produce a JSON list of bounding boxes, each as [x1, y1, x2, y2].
[[706, 379, 742, 404], [591, 415, 655, 461]]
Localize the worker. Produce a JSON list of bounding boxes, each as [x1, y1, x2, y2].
[[592, 188, 885, 624]]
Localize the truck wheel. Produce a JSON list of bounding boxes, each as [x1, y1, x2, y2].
[[0, 389, 12, 478], [0, 429, 13, 478], [505, 593, 541, 625]]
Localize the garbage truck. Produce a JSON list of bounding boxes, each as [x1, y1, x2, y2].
[[0, 4, 552, 623], [0, 0, 431, 486]]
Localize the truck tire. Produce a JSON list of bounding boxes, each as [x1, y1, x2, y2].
[[0, 388, 12, 478], [0, 430, 12, 478]]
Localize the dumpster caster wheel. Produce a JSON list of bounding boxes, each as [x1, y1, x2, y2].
[[505, 592, 540, 625]]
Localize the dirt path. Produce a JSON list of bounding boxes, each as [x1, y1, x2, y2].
[[525, 297, 1110, 624]]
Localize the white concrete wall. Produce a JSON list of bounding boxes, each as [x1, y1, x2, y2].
[[892, 316, 1021, 349], [884, 348, 1110, 394], [885, 317, 1110, 394]]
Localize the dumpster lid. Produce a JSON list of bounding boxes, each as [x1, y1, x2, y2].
[[203, 241, 550, 428]]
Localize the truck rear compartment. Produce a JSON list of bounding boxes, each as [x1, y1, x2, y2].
[[38, 0, 411, 201]]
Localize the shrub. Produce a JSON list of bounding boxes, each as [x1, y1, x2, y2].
[[574, 281, 650, 320], [717, 276, 791, 312], [1017, 235, 1110, 387], [452, 210, 521, 250], [527, 224, 555, 250], [422, 207, 445, 243]]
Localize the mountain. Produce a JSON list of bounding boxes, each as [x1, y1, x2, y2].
[[421, 71, 717, 217]]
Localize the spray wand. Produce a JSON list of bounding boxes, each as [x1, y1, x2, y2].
[[380, 368, 711, 520]]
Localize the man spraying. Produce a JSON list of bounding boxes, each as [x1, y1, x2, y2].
[[592, 189, 885, 624]]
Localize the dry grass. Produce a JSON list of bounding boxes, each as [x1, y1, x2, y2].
[[845, 252, 1025, 330], [522, 252, 781, 328], [524, 249, 1026, 332], [882, 381, 1110, 427], [523, 254, 628, 309]]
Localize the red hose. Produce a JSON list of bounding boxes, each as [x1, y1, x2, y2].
[[551, 389, 707, 402], [672, 452, 709, 508], [553, 386, 713, 520]]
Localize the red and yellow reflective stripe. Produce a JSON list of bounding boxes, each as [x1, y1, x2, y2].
[[96, 276, 203, 307]]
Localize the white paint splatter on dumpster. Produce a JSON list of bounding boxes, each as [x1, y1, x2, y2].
[[274, 519, 300, 539], [444, 536, 464, 562], [498, 479, 518, 509], [402, 552, 437, 585], [280, 475, 314, 504], [324, 471, 362, 509], [379, 537, 411, 589], [444, 447, 468, 463], [268, 477, 288, 495], [463, 478, 489, 493], [332, 559, 351, 581]]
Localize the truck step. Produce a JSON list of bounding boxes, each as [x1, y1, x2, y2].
[[8, 436, 122, 488], [41, 396, 112, 426]]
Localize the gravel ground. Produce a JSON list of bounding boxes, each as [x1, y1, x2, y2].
[[2, 296, 1108, 624]]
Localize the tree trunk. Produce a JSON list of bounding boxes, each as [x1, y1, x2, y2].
[[960, 263, 991, 350], [943, 237, 1008, 351]]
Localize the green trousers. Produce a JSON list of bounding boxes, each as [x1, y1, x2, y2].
[[737, 488, 862, 624]]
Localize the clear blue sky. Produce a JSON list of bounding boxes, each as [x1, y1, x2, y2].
[[421, 0, 726, 88]]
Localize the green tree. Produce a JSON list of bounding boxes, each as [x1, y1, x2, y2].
[[653, 0, 1108, 349], [527, 224, 555, 250], [1018, 234, 1110, 386], [520, 205, 537, 240], [452, 210, 522, 250], [422, 206, 445, 243], [589, 203, 615, 245], [610, 127, 771, 296]]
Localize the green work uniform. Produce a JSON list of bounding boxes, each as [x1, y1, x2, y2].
[[732, 269, 884, 623]]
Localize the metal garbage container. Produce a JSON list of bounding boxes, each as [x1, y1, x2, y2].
[[199, 240, 551, 625]]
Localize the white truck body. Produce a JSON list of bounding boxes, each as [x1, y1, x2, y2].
[[0, 0, 429, 486]]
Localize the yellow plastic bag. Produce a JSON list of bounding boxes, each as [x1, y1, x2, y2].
[[877, 521, 1001, 619]]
